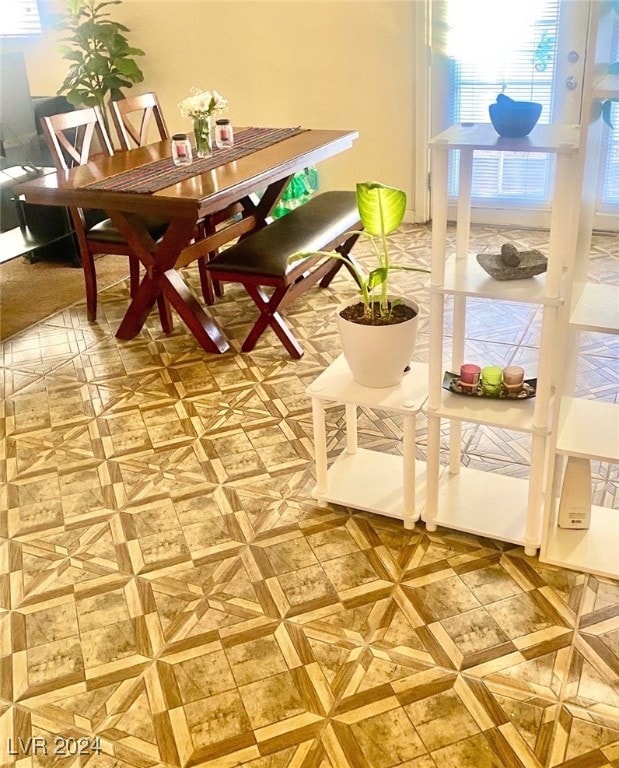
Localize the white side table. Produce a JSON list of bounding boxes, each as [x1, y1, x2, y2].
[[307, 354, 429, 529]]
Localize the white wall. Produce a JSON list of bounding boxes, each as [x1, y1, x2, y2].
[[9, 0, 421, 217]]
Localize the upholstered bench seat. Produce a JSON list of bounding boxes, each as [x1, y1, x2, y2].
[[207, 191, 360, 278], [205, 191, 362, 358]]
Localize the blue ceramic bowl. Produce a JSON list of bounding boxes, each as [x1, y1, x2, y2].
[[489, 95, 542, 138]]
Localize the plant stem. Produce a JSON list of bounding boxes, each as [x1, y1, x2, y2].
[[379, 192, 389, 313]]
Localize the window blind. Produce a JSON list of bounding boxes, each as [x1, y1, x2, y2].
[[445, 0, 561, 204], [0, 0, 43, 38], [599, 18, 619, 212]]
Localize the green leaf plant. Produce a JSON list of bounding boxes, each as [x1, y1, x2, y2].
[[289, 181, 429, 322], [55, 0, 145, 130]]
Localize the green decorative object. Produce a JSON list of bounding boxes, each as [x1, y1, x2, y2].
[[273, 167, 319, 218]]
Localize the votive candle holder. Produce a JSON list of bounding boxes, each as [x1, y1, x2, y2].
[[460, 363, 481, 391], [481, 365, 503, 396], [503, 365, 525, 394]]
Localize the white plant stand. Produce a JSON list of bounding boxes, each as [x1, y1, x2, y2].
[[540, 0, 619, 579], [425, 122, 581, 557], [307, 354, 429, 529]]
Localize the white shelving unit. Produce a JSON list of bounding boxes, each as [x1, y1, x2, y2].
[[425, 123, 580, 556], [307, 354, 428, 529], [540, 1, 619, 579]]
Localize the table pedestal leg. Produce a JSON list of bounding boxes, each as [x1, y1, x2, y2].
[[110, 211, 230, 353], [162, 269, 229, 353], [116, 269, 229, 354]]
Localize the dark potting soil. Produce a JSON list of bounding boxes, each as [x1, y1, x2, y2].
[[339, 301, 417, 326]]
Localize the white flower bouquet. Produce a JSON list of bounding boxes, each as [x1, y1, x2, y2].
[[179, 88, 229, 119]]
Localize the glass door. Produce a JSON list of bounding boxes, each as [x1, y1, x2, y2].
[[430, 0, 590, 226], [597, 12, 619, 229]]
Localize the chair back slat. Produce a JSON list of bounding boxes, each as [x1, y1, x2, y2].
[[40, 106, 114, 171], [109, 92, 169, 150]]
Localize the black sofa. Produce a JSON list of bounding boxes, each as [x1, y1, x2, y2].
[[0, 50, 78, 263]]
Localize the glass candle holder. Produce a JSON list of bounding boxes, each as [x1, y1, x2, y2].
[[215, 119, 234, 149], [171, 133, 193, 166], [503, 365, 525, 394], [481, 365, 503, 396], [459, 363, 481, 391]]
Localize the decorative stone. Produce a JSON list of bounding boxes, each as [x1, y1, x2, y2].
[[476, 247, 548, 280], [500, 243, 521, 267]]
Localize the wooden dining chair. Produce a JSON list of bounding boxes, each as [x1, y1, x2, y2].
[[40, 105, 171, 328], [109, 92, 235, 305], [109, 91, 169, 150]]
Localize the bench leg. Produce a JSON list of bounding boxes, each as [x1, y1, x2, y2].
[[242, 285, 303, 358]]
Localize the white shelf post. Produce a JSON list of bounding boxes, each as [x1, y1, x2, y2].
[[311, 394, 329, 506], [306, 355, 428, 527]]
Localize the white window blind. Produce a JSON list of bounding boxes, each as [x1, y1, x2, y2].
[[0, 0, 43, 38], [445, 0, 561, 204], [599, 19, 619, 213]]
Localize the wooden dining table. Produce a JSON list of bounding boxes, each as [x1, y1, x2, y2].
[[15, 127, 359, 353]]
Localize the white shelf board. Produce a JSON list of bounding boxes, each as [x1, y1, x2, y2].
[[315, 448, 427, 521], [428, 123, 580, 154], [430, 388, 543, 433], [556, 397, 619, 462], [423, 466, 530, 546], [542, 505, 619, 580], [307, 355, 429, 416], [593, 72, 619, 100], [570, 282, 619, 334], [434, 255, 560, 304]]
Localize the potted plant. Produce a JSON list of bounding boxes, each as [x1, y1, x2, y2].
[[291, 181, 430, 388], [55, 0, 145, 133]]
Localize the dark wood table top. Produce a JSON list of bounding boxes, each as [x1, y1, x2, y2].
[[16, 128, 359, 220]]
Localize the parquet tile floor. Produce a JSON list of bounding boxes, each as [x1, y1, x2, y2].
[[1, 224, 618, 767]]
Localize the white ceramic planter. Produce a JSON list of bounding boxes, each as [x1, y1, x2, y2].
[[336, 296, 420, 388]]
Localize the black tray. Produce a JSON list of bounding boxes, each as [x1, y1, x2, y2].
[[442, 371, 536, 399]]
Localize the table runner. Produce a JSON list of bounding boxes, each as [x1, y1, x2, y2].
[[85, 126, 306, 195]]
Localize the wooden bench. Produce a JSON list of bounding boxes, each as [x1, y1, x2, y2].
[[205, 191, 362, 358]]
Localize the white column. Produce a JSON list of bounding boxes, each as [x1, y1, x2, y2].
[[311, 396, 329, 506]]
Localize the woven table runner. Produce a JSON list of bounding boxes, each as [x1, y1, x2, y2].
[[84, 126, 306, 195]]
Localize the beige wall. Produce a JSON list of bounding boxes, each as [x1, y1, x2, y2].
[[10, 0, 420, 216]]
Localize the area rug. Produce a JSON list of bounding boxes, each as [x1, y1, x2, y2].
[[0, 254, 130, 340]]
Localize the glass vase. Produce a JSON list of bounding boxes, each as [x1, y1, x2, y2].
[[193, 115, 212, 158]]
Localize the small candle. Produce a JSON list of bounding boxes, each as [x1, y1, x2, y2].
[[460, 363, 481, 390], [171, 133, 192, 166], [503, 365, 525, 395], [215, 119, 234, 149], [481, 366, 502, 396], [503, 366, 524, 386]]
